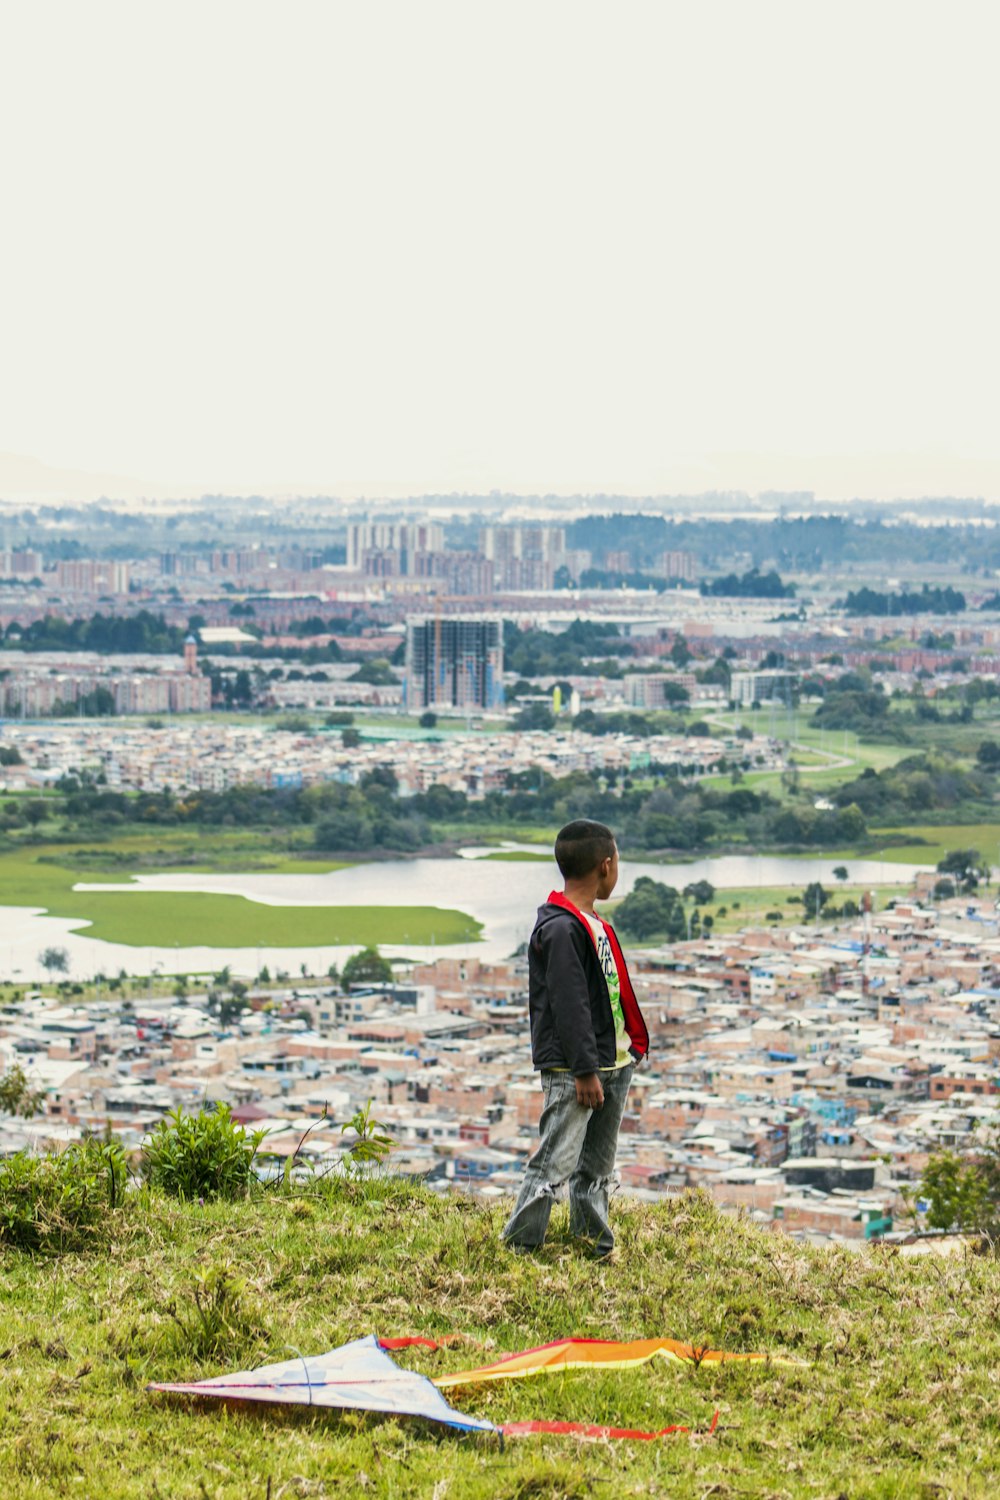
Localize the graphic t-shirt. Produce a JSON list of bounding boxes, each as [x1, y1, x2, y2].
[[583, 912, 632, 1070]]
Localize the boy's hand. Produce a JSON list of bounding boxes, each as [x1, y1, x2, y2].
[[575, 1073, 605, 1109]]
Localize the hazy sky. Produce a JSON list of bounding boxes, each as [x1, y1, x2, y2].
[[2, 1, 999, 501]]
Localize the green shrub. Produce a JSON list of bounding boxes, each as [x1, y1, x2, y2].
[[340, 1099, 393, 1182], [0, 1139, 127, 1253], [142, 1105, 265, 1200], [162, 1260, 267, 1360]]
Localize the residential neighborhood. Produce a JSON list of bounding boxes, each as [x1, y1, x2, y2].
[[3, 884, 997, 1247]]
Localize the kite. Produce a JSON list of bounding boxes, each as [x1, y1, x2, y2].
[[149, 1334, 495, 1434], [150, 1334, 722, 1441]]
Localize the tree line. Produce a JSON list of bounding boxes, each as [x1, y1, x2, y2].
[[40, 758, 882, 857]]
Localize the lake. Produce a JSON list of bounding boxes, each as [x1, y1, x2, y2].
[[0, 846, 933, 981]]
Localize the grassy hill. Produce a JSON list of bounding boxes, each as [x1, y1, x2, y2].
[[2, 1184, 998, 1498]]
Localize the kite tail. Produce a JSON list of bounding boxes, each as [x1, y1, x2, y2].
[[500, 1410, 720, 1442]]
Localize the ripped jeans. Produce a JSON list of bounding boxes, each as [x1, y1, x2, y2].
[[502, 1064, 634, 1254]]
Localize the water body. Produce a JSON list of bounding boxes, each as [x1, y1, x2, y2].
[[0, 848, 933, 981]]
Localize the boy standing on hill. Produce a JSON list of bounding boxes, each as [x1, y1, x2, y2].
[[502, 819, 649, 1256]]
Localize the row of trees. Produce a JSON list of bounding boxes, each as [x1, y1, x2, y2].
[[839, 584, 967, 615], [41, 754, 886, 857], [3, 610, 187, 654], [701, 567, 795, 599], [565, 511, 1000, 570]]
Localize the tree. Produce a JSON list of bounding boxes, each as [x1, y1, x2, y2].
[[218, 995, 248, 1027], [833, 866, 849, 883], [803, 883, 829, 920], [683, 880, 715, 905], [919, 1134, 999, 1234], [342, 727, 362, 749], [514, 703, 555, 732], [38, 946, 70, 976], [0, 1062, 42, 1117], [419, 711, 438, 728], [614, 877, 687, 942], [937, 849, 981, 890], [348, 659, 397, 686], [341, 946, 393, 991]]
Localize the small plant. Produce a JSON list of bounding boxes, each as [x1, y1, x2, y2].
[[0, 1139, 127, 1253], [163, 1261, 266, 1360], [341, 1099, 393, 1182], [142, 1105, 266, 1200]]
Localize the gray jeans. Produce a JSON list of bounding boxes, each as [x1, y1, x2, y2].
[[502, 1064, 634, 1254]]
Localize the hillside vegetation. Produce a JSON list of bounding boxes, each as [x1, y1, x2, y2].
[[2, 1184, 998, 1498]]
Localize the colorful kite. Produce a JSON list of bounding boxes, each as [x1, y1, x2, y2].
[[149, 1334, 751, 1441]]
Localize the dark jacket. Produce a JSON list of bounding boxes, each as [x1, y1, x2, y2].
[[527, 890, 650, 1075]]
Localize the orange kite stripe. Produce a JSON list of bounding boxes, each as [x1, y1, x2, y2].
[[434, 1337, 792, 1387]]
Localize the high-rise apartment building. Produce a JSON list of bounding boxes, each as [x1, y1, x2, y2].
[[404, 615, 504, 711], [55, 559, 131, 594], [0, 549, 43, 578], [478, 524, 565, 590], [658, 550, 696, 582], [347, 520, 444, 575]]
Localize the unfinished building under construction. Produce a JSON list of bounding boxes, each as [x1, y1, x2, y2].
[[404, 615, 504, 713]]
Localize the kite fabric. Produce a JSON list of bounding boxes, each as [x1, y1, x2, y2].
[[149, 1334, 496, 1434], [150, 1335, 718, 1442], [430, 1336, 790, 1387], [503, 1410, 721, 1441]]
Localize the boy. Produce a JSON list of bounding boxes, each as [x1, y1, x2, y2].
[[502, 819, 649, 1256]]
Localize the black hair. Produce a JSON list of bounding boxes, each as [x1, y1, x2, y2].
[[554, 819, 616, 880]]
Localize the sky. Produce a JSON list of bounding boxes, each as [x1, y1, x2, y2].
[[1, 1, 999, 502]]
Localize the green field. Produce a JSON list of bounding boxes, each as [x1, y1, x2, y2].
[[847, 822, 1000, 868], [606, 881, 913, 938], [703, 882, 911, 934], [480, 850, 554, 862], [434, 823, 553, 846], [2, 1185, 998, 1498], [0, 847, 481, 949]]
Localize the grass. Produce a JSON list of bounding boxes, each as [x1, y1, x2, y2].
[[0, 846, 481, 949], [433, 823, 554, 846], [704, 882, 912, 934], [829, 823, 1000, 868], [1, 1186, 998, 1497], [480, 850, 554, 863], [606, 883, 914, 937]]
